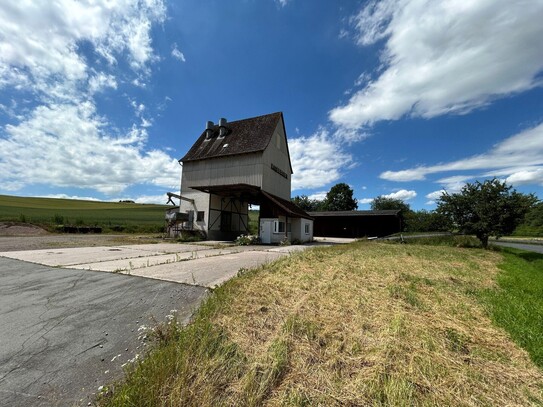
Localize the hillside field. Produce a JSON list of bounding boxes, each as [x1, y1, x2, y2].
[[0, 195, 171, 233]]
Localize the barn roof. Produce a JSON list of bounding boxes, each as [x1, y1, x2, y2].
[[308, 210, 400, 217], [181, 112, 285, 164], [261, 191, 313, 220]]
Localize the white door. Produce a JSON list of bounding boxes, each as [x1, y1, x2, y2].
[[260, 220, 271, 244]]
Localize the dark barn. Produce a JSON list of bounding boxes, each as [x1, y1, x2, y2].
[[309, 210, 401, 238]]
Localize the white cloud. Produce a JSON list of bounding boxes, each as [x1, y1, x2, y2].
[[330, 0, 543, 129], [0, 1, 166, 100], [171, 43, 186, 62], [0, 103, 180, 195], [36, 194, 101, 202], [308, 191, 327, 201], [88, 73, 118, 94], [506, 168, 543, 186], [134, 194, 170, 204], [425, 190, 446, 201], [290, 129, 353, 190], [380, 122, 543, 188], [382, 189, 417, 201], [275, 0, 290, 7], [358, 198, 374, 204], [0, 1, 177, 196]]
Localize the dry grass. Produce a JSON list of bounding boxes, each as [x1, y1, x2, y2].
[[102, 241, 543, 406], [214, 242, 543, 406]]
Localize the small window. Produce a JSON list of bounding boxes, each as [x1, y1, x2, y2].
[[274, 221, 285, 233], [305, 223, 310, 235], [196, 211, 205, 222], [276, 133, 281, 149]]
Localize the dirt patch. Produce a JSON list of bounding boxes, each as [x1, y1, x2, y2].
[[0, 222, 49, 236], [0, 233, 167, 252]]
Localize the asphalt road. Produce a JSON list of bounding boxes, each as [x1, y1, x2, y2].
[[0, 257, 207, 407], [491, 241, 543, 254]]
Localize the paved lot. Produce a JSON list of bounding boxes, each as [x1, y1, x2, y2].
[[0, 238, 354, 406], [0, 242, 324, 288], [0, 257, 207, 407]]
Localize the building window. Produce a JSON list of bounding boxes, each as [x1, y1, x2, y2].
[[276, 133, 281, 149], [305, 223, 310, 235], [196, 211, 205, 222], [274, 221, 285, 233]]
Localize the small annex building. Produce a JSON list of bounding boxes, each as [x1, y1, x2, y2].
[[309, 210, 401, 238], [169, 112, 313, 243]]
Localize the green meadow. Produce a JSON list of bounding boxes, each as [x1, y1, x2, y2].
[[0, 195, 171, 233]]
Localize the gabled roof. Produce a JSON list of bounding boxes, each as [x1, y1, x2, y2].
[[181, 112, 284, 163]]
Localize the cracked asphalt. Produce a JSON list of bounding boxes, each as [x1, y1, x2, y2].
[[0, 257, 207, 407]]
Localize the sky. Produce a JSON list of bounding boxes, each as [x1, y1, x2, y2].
[[0, 0, 542, 210]]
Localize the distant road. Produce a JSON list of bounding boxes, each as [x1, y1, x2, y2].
[[491, 241, 543, 254], [380, 233, 453, 241]]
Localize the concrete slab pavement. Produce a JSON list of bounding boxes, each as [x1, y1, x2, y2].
[[115, 250, 288, 287], [0, 243, 210, 267], [0, 243, 322, 288]]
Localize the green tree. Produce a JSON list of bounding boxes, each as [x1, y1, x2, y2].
[[371, 196, 411, 213], [291, 195, 324, 212], [436, 179, 537, 248], [514, 202, 543, 236], [371, 196, 411, 231], [323, 183, 358, 211], [407, 209, 450, 232]]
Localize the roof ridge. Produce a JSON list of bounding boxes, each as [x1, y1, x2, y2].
[[223, 111, 282, 125]]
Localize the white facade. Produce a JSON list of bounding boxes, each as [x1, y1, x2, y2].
[[259, 216, 313, 244]]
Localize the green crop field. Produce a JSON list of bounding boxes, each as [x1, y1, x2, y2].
[[0, 195, 171, 233]]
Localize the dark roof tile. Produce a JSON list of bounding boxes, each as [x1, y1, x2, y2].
[[181, 112, 282, 162]]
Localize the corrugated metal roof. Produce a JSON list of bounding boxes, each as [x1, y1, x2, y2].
[[308, 210, 400, 217], [261, 191, 313, 220], [181, 112, 282, 162]]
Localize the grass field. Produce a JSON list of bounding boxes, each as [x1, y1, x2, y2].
[[100, 240, 543, 406], [0, 194, 170, 233], [481, 247, 543, 369]]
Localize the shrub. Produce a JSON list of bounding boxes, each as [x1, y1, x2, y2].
[[52, 214, 64, 225], [176, 230, 205, 242], [235, 234, 260, 245]]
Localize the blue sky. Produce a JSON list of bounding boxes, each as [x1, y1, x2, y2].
[[0, 0, 542, 210]]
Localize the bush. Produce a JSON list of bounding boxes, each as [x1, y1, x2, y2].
[[52, 214, 64, 225], [176, 230, 205, 242], [235, 234, 260, 245]]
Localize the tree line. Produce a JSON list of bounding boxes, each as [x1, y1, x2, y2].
[[292, 179, 542, 247]]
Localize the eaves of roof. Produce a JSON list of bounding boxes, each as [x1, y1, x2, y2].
[[308, 210, 401, 217]]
